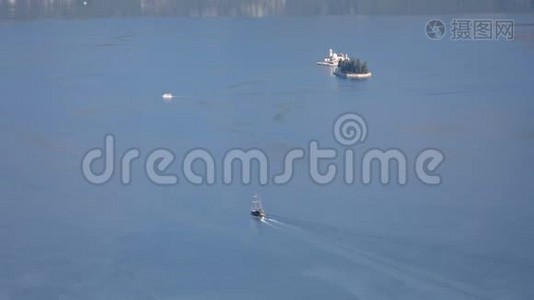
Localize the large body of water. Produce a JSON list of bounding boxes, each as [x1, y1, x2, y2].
[[1, 6, 534, 299]]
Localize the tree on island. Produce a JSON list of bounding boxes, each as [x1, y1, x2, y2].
[[361, 62, 369, 74], [337, 58, 370, 74]]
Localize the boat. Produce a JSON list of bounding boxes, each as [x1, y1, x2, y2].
[[162, 92, 174, 101], [316, 49, 349, 66], [250, 194, 266, 219]]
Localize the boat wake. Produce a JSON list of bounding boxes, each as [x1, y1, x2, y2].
[[259, 218, 280, 229], [264, 218, 294, 229], [258, 215, 489, 299], [249, 194, 489, 298]]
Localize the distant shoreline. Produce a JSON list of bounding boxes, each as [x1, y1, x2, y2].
[[1, 0, 532, 19]]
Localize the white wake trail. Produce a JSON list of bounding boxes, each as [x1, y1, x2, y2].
[[260, 216, 489, 299], [265, 218, 295, 229], [260, 218, 281, 229]]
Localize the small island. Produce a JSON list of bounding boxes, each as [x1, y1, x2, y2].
[[333, 58, 372, 79]]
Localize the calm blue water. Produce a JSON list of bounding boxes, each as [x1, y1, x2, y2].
[[1, 14, 534, 299]]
